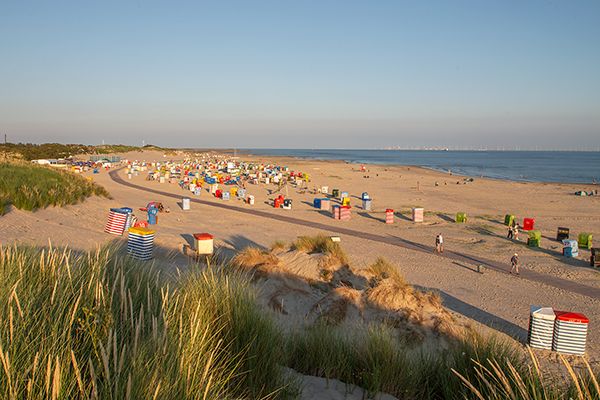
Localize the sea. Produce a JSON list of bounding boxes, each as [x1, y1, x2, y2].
[[244, 149, 600, 184]]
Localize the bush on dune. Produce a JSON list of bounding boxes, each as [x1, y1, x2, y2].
[[0, 162, 110, 214], [0, 143, 164, 161]]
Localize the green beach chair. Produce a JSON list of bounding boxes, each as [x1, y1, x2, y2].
[[527, 230, 541, 247], [456, 212, 467, 223], [578, 233, 593, 250], [504, 214, 515, 226]]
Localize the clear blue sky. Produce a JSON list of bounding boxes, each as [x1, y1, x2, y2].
[[1, 1, 599, 149]]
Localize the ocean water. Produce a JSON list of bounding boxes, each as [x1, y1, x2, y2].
[[245, 149, 600, 184]]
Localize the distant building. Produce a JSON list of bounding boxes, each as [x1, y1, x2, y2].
[[90, 155, 121, 162], [31, 159, 58, 165]]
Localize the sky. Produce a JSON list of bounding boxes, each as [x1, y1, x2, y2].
[[1, 1, 599, 149]]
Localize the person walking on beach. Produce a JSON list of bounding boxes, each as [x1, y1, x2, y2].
[[507, 225, 514, 239], [513, 223, 520, 241], [510, 253, 520, 275]]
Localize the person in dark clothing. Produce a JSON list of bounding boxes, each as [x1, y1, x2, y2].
[[510, 253, 519, 275]]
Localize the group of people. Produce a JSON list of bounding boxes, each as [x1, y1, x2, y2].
[[507, 221, 520, 240]]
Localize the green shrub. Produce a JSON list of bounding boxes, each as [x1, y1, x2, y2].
[[0, 143, 165, 161], [0, 162, 110, 213]]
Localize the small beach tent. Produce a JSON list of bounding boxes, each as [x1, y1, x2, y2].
[[332, 205, 341, 219], [552, 311, 589, 355], [504, 214, 515, 226], [578, 233, 593, 249], [528, 306, 555, 350], [127, 227, 155, 261], [362, 199, 372, 211], [562, 240, 579, 258], [332, 189, 340, 198], [147, 207, 158, 225], [342, 197, 351, 206], [105, 208, 129, 235], [527, 230, 541, 247], [194, 233, 214, 255], [313, 198, 321, 208], [340, 205, 351, 220], [120, 207, 133, 230], [523, 218, 535, 231], [456, 212, 467, 223], [222, 192, 230, 201], [556, 227, 570, 241], [385, 209, 394, 224], [361, 192, 370, 200], [412, 208, 424, 222]]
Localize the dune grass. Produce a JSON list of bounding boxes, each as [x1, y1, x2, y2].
[[0, 245, 292, 399], [286, 322, 600, 400], [453, 347, 600, 400], [233, 247, 280, 271], [367, 256, 408, 287], [270, 240, 287, 252], [2, 241, 598, 399], [285, 322, 522, 399], [291, 234, 348, 265], [0, 162, 110, 214]]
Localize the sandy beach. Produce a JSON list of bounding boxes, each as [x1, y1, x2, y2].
[[2, 149, 599, 376]]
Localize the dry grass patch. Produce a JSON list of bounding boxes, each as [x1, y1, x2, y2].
[[310, 286, 363, 326], [270, 240, 287, 252], [292, 235, 348, 265], [367, 257, 407, 287], [233, 247, 280, 271]]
